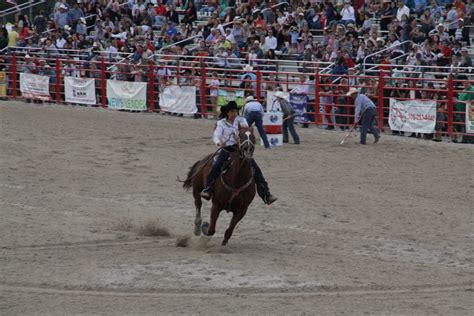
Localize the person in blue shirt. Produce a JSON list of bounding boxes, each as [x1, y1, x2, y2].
[[201, 101, 277, 205], [347, 88, 381, 144]]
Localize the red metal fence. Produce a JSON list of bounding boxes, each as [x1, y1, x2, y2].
[[0, 54, 472, 140]]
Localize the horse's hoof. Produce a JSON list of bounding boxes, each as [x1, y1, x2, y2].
[[194, 225, 201, 236], [201, 222, 210, 235], [222, 239, 228, 246]]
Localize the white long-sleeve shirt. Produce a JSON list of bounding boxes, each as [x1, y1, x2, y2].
[[213, 116, 249, 146]]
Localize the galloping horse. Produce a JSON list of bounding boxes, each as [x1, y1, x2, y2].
[[182, 126, 256, 246]]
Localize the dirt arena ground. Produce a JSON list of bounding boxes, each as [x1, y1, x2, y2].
[[0, 100, 473, 315]]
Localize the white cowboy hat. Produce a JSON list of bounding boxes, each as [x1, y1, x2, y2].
[[64, 25, 71, 31], [346, 87, 359, 96], [245, 96, 255, 103], [59, 4, 67, 10], [243, 64, 253, 72], [275, 91, 286, 99]]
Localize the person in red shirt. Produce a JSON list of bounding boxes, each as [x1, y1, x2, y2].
[[155, 2, 167, 16]]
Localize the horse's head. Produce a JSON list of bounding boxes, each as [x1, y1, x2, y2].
[[235, 125, 256, 161]]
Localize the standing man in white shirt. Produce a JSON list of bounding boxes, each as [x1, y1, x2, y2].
[[396, 0, 410, 22], [263, 29, 277, 52]]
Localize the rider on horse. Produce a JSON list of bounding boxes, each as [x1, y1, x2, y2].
[[200, 101, 278, 205]]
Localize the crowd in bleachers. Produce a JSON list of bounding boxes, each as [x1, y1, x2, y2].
[[0, 0, 472, 73], [0, 0, 473, 142]]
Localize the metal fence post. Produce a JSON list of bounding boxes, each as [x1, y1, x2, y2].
[[12, 54, 17, 98], [377, 72, 384, 130], [55, 57, 61, 103], [148, 61, 155, 112], [315, 69, 320, 126], [101, 58, 107, 108], [200, 59, 207, 118], [447, 74, 454, 137]]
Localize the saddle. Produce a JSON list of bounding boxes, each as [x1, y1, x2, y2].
[[212, 149, 239, 173]]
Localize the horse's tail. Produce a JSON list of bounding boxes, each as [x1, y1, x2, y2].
[[182, 159, 204, 190]]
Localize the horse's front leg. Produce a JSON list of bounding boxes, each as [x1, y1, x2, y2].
[[202, 203, 221, 236], [222, 207, 248, 246], [193, 192, 202, 236]]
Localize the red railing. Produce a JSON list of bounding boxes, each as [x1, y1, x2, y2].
[[0, 55, 471, 140]]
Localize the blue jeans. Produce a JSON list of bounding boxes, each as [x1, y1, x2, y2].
[[245, 112, 270, 148], [205, 146, 267, 188], [283, 113, 300, 144], [360, 107, 380, 144]]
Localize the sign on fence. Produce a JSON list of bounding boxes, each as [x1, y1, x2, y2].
[[20, 73, 50, 101], [467, 102, 474, 134], [389, 99, 436, 133], [290, 93, 308, 123], [106, 80, 147, 111], [0, 72, 6, 98], [159, 85, 197, 114], [217, 89, 245, 108], [64, 77, 96, 105]]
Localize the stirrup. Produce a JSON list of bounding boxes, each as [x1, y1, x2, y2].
[[200, 187, 212, 200]]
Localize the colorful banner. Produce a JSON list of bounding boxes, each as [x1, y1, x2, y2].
[[0, 72, 6, 97], [266, 91, 289, 112], [64, 77, 96, 105], [106, 80, 147, 111], [19, 73, 50, 101], [217, 89, 245, 108], [290, 93, 308, 123], [389, 98, 436, 133], [159, 85, 197, 114], [467, 102, 474, 134]]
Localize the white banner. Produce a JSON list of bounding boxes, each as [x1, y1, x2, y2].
[[467, 102, 474, 134], [159, 85, 196, 114], [389, 98, 436, 133], [106, 80, 147, 111], [20, 73, 50, 101], [266, 91, 289, 112], [64, 77, 96, 105]]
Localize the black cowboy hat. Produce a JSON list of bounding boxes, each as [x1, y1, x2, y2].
[[219, 101, 239, 119]]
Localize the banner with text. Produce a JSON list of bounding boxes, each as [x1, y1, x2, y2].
[[106, 80, 147, 111], [65, 77, 96, 105], [290, 93, 308, 123], [467, 102, 474, 134], [159, 85, 197, 114], [20, 73, 50, 101], [389, 98, 436, 133]]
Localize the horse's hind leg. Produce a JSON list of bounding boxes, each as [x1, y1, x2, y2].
[[193, 191, 202, 236], [222, 208, 248, 246]]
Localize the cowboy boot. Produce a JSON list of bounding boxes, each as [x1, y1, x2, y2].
[[257, 184, 278, 205]]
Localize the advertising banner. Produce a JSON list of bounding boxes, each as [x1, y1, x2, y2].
[[20, 73, 50, 101], [64, 77, 96, 105], [389, 98, 436, 133], [159, 85, 197, 114], [106, 80, 147, 111], [290, 93, 308, 123]]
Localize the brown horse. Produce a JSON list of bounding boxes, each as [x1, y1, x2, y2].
[[182, 126, 256, 246]]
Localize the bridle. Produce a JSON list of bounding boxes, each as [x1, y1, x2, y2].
[[235, 130, 255, 161]]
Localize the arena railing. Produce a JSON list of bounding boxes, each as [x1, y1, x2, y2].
[[0, 0, 46, 22], [1, 54, 471, 142]]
